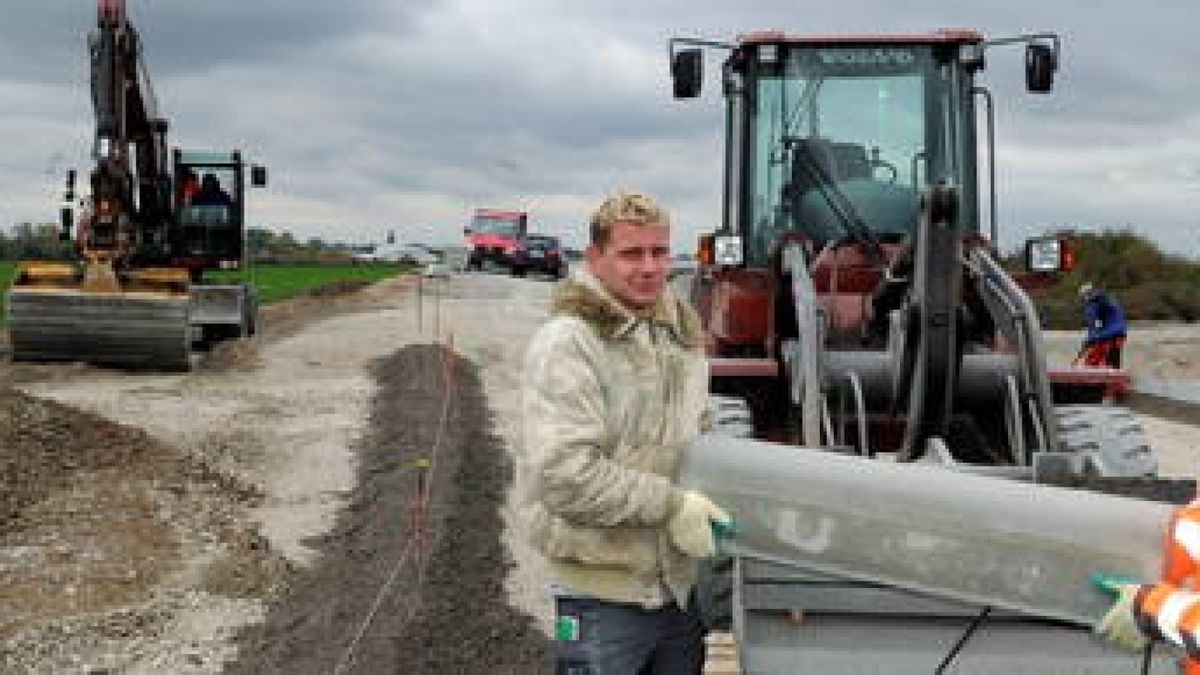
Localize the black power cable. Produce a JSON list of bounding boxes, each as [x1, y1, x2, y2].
[[934, 607, 1156, 675], [934, 606, 991, 674]]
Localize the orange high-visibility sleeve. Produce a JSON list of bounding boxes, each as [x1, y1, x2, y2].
[[1165, 505, 1200, 586]]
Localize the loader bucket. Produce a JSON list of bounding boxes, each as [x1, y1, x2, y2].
[[6, 287, 192, 371]]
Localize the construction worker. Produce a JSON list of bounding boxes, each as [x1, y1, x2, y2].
[[179, 169, 201, 204], [1098, 501, 1200, 672], [518, 190, 730, 674], [1074, 282, 1127, 368], [192, 173, 233, 209]]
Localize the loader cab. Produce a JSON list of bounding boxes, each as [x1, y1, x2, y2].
[[172, 149, 266, 275], [676, 31, 1057, 268], [720, 32, 989, 266], [671, 30, 1058, 355]]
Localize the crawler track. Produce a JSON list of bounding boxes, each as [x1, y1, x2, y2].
[[7, 288, 190, 370]]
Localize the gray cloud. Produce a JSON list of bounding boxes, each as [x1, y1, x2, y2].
[[1, 0, 1197, 256]]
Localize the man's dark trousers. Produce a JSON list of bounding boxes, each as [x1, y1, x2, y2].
[[554, 594, 706, 674]]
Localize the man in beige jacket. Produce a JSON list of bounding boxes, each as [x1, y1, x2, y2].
[[520, 191, 730, 674]]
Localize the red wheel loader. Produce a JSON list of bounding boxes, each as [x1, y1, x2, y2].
[[669, 29, 1190, 673]]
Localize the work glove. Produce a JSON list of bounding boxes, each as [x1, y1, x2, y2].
[[668, 490, 731, 559], [1096, 584, 1149, 652]]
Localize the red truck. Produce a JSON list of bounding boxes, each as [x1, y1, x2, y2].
[[464, 208, 527, 271]]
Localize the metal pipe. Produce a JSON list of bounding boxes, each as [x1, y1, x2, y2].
[[823, 350, 1018, 409], [971, 249, 1058, 451], [972, 86, 997, 249], [783, 243, 823, 445], [1026, 395, 1048, 455], [680, 434, 1171, 626], [846, 371, 870, 457], [821, 397, 835, 447], [1004, 374, 1026, 465]]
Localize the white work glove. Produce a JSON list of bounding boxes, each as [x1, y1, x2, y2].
[[1096, 585, 1149, 652], [668, 490, 731, 559]]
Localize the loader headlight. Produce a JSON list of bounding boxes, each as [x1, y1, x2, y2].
[[1026, 237, 1062, 273], [714, 235, 744, 266]]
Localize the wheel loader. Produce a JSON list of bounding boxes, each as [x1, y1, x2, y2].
[[4, 0, 266, 370], [669, 29, 1192, 673]]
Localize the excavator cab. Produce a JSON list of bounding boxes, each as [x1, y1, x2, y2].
[[173, 150, 265, 276]]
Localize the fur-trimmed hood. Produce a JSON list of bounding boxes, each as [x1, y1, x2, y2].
[[550, 268, 704, 347]]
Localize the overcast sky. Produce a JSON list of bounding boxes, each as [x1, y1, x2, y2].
[[1, 1, 1197, 255]]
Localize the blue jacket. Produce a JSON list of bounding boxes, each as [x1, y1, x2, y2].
[[1084, 292, 1127, 344]]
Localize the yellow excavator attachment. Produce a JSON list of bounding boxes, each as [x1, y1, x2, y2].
[[5, 261, 193, 370]]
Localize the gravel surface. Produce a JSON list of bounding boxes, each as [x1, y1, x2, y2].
[[2, 270, 1196, 674], [0, 272, 556, 673], [1043, 323, 1200, 381], [225, 343, 549, 673], [0, 388, 272, 673]]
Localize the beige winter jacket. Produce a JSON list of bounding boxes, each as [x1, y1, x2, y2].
[[519, 267, 709, 608]]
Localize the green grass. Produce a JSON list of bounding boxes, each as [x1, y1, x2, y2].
[[0, 261, 408, 326], [208, 263, 410, 304], [0, 260, 14, 297]]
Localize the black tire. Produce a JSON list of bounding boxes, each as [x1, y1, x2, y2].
[[696, 555, 734, 630], [243, 289, 258, 338], [1055, 404, 1157, 477], [511, 265, 526, 278]]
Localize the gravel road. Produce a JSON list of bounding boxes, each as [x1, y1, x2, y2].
[[1, 270, 1196, 673], [1, 272, 557, 673]]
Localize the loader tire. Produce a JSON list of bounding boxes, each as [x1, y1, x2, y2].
[[1055, 404, 1157, 477]]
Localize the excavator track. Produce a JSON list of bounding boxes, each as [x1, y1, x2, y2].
[[7, 287, 191, 370]]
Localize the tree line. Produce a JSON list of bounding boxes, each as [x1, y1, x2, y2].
[[1008, 229, 1200, 327], [0, 223, 359, 263]]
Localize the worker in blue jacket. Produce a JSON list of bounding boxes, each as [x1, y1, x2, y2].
[[1074, 283, 1127, 368]]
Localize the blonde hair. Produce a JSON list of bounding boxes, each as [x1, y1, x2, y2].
[[589, 190, 670, 249]]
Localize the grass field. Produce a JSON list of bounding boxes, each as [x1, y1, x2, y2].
[[209, 263, 410, 304], [0, 261, 409, 326], [0, 261, 14, 314]]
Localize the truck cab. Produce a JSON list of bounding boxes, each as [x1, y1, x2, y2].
[[464, 208, 528, 271]]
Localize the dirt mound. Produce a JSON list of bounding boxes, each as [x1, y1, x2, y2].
[[223, 343, 551, 674], [0, 387, 284, 667], [1, 389, 167, 528], [201, 336, 264, 373]]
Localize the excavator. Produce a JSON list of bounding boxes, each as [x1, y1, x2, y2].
[[5, 0, 265, 370], [669, 30, 1191, 672]]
